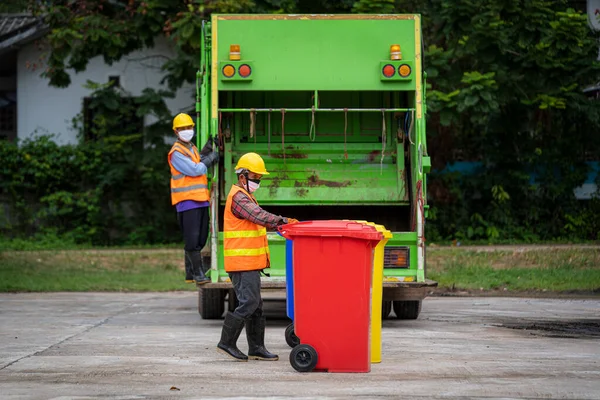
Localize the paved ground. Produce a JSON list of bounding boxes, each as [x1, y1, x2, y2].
[[0, 293, 599, 400]]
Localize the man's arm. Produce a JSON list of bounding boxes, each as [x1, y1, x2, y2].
[[231, 191, 286, 230], [171, 150, 207, 177]]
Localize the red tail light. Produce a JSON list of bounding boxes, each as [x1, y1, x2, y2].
[[239, 64, 252, 78], [382, 64, 395, 78]]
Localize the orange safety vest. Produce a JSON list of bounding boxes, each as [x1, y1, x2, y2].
[[167, 141, 210, 205], [223, 185, 270, 273]]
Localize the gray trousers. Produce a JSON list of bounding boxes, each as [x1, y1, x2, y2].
[[229, 270, 263, 319]]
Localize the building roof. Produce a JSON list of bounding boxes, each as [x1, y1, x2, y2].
[[0, 14, 47, 55], [0, 14, 38, 37]]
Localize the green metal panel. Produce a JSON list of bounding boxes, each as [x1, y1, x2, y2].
[[222, 143, 407, 205], [218, 89, 411, 204], [220, 90, 409, 143], [214, 16, 417, 91]]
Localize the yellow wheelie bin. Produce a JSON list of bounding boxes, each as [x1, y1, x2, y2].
[[355, 221, 392, 364]]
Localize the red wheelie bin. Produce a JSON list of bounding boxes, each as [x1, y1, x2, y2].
[[278, 220, 382, 373]]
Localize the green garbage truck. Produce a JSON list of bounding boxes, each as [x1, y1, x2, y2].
[[195, 13, 437, 320]]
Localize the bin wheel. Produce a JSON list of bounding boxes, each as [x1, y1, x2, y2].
[[285, 323, 300, 348], [290, 344, 318, 373], [393, 300, 422, 320], [382, 300, 392, 320]]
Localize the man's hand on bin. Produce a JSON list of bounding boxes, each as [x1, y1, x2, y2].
[[279, 217, 299, 225]]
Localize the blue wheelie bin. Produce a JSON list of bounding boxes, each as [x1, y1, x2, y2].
[[280, 235, 300, 348]]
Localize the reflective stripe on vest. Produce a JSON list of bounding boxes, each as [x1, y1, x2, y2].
[[167, 142, 210, 205], [223, 228, 267, 239], [171, 183, 209, 193], [223, 185, 269, 273], [223, 247, 269, 257]]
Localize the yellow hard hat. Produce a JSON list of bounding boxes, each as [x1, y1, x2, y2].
[[235, 152, 270, 175], [172, 113, 195, 130]]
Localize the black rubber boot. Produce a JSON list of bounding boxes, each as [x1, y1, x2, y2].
[[217, 313, 248, 361], [246, 310, 279, 361], [186, 251, 210, 284], [184, 253, 194, 283]]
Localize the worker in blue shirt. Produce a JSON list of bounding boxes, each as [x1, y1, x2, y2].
[[168, 113, 219, 284]]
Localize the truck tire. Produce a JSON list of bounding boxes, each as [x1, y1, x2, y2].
[[227, 289, 238, 313], [382, 300, 392, 320], [198, 288, 225, 319], [393, 300, 421, 320]]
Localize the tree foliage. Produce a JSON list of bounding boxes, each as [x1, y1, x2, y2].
[[419, 0, 600, 240], [10, 0, 600, 243], [0, 134, 178, 245], [0, 78, 179, 245]]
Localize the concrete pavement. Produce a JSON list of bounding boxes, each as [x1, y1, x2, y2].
[[0, 292, 599, 399]]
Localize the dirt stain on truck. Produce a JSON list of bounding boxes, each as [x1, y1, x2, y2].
[[270, 152, 308, 159], [295, 174, 351, 188]]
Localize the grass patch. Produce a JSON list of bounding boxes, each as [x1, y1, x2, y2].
[[427, 249, 600, 292], [429, 238, 600, 246], [1, 247, 599, 293], [0, 235, 181, 252], [0, 249, 193, 292]]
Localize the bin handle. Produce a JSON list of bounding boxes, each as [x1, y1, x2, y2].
[[277, 225, 289, 239]]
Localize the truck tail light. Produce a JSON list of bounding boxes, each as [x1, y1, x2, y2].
[[384, 247, 410, 268], [398, 64, 411, 77], [382, 64, 395, 78], [222, 64, 235, 78], [239, 64, 252, 78], [390, 44, 402, 60], [229, 44, 241, 61]]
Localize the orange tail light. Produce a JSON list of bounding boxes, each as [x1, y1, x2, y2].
[[222, 64, 235, 78], [229, 44, 241, 61], [398, 64, 411, 77], [390, 44, 402, 60]]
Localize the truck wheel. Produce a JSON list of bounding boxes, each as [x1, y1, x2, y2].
[[290, 344, 318, 372], [227, 289, 238, 313], [382, 300, 392, 320], [393, 300, 421, 320], [198, 288, 225, 319], [285, 323, 300, 348]]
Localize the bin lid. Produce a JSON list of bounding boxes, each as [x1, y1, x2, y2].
[[354, 220, 393, 239], [279, 220, 383, 241]]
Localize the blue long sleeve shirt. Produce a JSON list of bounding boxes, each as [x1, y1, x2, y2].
[[170, 145, 209, 212], [171, 150, 208, 177]]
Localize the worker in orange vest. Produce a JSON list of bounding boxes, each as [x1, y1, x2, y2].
[[168, 113, 219, 284], [217, 152, 298, 361]]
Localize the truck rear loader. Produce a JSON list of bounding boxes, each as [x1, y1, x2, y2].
[[195, 13, 437, 321]]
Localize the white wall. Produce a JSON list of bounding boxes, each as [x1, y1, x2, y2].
[[17, 36, 194, 145]]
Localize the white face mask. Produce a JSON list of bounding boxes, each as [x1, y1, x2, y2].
[[248, 181, 260, 193], [178, 129, 194, 142]]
